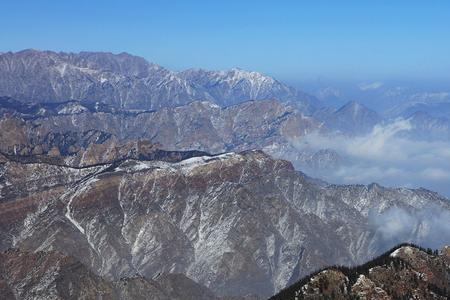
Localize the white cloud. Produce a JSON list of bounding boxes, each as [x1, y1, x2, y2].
[[369, 206, 450, 249], [358, 82, 384, 91], [421, 168, 450, 181], [289, 119, 450, 197]]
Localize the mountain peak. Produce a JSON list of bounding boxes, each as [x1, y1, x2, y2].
[[0, 49, 318, 111], [314, 101, 382, 135], [335, 101, 380, 121]]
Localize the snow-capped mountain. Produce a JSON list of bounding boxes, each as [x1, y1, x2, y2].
[[1, 49, 450, 300], [179, 68, 318, 111], [0, 49, 318, 111]]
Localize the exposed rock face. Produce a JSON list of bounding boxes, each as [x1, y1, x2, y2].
[[0, 50, 317, 111], [1, 150, 449, 297], [0, 249, 240, 300], [178, 68, 318, 111], [0, 129, 209, 168], [0, 249, 118, 300], [270, 244, 450, 299], [2, 48, 449, 300], [0, 97, 321, 161]]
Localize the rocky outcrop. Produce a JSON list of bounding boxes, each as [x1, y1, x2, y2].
[[270, 244, 450, 299], [178, 68, 318, 112]]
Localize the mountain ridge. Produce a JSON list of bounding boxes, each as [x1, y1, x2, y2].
[[1, 149, 449, 297], [0, 49, 318, 111], [270, 243, 450, 299]]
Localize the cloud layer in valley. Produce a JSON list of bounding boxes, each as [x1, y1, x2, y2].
[[369, 206, 450, 249], [290, 119, 450, 197]]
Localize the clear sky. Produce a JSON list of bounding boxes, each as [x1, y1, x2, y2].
[[1, 0, 449, 81]]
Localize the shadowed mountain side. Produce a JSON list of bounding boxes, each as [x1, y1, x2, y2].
[[0, 249, 258, 300], [1, 149, 449, 297]]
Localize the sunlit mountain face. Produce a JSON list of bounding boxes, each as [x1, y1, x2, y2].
[[1, 50, 450, 299], [1, 2, 450, 299]]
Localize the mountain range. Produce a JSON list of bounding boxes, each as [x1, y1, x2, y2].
[[309, 80, 450, 115], [312, 101, 381, 135], [0, 49, 318, 112], [4, 49, 450, 143], [1, 148, 449, 297], [4, 243, 448, 299], [0, 96, 324, 172], [1, 49, 450, 299]]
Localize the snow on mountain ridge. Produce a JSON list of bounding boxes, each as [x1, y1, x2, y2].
[[0, 49, 317, 111], [2, 149, 449, 298]]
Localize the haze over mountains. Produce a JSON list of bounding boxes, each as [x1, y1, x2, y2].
[[0, 49, 317, 112], [305, 79, 450, 116], [2, 49, 450, 197], [2, 146, 450, 297], [0, 49, 449, 299], [2, 49, 450, 189]]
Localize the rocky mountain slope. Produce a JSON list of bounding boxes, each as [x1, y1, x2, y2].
[[0, 49, 318, 111], [0, 248, 256, 300], [1, 149, 449, 298], [1, 49, 450, 300], [178, 68, 317, 111], [0, 97, 321, 166], [270, 244, 450, 299]]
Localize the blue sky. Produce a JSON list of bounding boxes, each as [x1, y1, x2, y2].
[[1, 1, 449, 81]]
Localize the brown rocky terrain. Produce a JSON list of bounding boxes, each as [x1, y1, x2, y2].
[[0, 248, 256, 300], [270, 244, 450, 299], [1, 48, 449, 300], [0, 97, 321, 156], [1, 149, 449, 298]]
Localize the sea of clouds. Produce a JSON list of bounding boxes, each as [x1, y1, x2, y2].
[[291, 118, 450, 197], [287, 120, 450, 248]]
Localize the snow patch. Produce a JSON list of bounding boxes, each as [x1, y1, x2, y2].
[[64, 177, 99, 235], [58, 104, 88, 114], [390, 246, 414, 258]]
